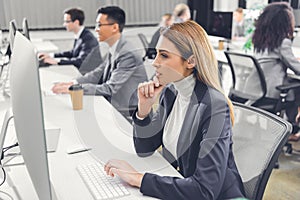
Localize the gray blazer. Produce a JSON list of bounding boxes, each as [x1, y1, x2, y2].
[[246, 38, 300, 100], [76, 35, 148, 111]]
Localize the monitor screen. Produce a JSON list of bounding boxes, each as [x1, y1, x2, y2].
[[22, 18, 30, 40], [207, 11, 233, 39], [9, 31, 54, 200]]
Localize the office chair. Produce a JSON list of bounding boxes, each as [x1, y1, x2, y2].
[[232, 102, 291, 200], [224, 52, 267, 106], [137, 32, 156, 81], [225, 51, 300, 154], [224, 51, 300, 113], [137, 33, 149, 61]]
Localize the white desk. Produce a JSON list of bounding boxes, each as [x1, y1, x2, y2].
[[32, 40, 59, 53], [0, 65, 181, 199]]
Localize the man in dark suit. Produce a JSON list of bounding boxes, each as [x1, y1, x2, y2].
[[52, 6, 148, 115], [39, 8, 98, 69]]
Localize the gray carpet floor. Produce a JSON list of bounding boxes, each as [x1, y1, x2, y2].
[[264, 141, 300, 199]]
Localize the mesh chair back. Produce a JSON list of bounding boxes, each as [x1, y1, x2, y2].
[[138, 33, 149, 60], [225, 52, 267, 104], [232, 102, 291, 200]]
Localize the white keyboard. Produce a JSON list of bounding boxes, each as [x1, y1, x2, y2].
[[77, 162, 130, 200]]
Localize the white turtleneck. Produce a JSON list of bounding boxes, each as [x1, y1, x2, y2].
[[163, 74, 196, 159]]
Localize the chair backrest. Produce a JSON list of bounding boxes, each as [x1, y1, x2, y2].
[[138, 33, 149, 60], [232, 102, 291, 200], [225, 52, 267, 104]]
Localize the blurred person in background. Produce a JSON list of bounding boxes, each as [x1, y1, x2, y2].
[[146, 13, 174, 59], [39, 8, 98, 69]]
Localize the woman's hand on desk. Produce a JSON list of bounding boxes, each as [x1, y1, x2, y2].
[[104, 159, 144, 188], [52, 82, 73, 94], [137, 77, 164, 118]]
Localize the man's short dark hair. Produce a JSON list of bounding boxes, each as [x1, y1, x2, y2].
[[64, 8, 85, 25], [97, 6, 126, 32]]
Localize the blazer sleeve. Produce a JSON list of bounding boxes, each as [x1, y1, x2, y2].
[[76, 60, 106, 92], [54, 49, 73, 58], [132, 93, 167, 157], [139, 101, 234, 200], [279, 38, 300, 75], [77, 51, 141, 97], [58, 40, 98, 68]]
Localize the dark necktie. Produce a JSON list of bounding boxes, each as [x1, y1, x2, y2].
[[73, 39, 78, 48], [102, 53, 112, 82]]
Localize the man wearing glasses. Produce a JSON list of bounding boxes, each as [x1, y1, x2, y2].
[[52, 6, 147, 117], [39, 8, 98, 69]]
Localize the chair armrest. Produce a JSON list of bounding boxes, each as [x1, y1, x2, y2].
[[276, 82, 300, 93]]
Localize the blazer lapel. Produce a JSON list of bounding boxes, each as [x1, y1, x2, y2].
[[73, 29, 85, 56], [107, 36, 125, 73]]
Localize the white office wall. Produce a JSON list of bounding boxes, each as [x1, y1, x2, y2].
[[214, 0, 271, 11], [214, 0, 238, 12], [111, 0, 184, 25], [0, 0, 107, 29], [0, 0, 186, 30], [246, 0, 268, 8]]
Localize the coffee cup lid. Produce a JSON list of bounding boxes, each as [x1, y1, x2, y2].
[[69, 84, 83, 91]]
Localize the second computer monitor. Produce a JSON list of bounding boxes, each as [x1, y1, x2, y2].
[[22, 18, 30, 40], [9, 20, 17, 50], [207, 11, 233, 40]]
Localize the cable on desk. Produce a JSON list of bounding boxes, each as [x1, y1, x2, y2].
[[1, 142, 19, 160], [0, 161, 6, 187], [0, 142, 19, 187]]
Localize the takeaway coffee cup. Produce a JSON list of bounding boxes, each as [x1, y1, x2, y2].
[[69, 84, 83, 110], [218, 40, 224, 50]]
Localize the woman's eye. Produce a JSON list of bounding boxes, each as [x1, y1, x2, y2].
[[160, 53, 168, 58]]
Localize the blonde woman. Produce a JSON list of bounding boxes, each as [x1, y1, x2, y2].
[[104, 21, 245, 199]]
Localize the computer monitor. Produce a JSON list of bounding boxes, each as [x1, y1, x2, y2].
[[8, 19, 17, 51], [4, 19, 17, 59], [9, 31, 54, 200], [207, 11, 233, 39], [22, 18, 30, 40]]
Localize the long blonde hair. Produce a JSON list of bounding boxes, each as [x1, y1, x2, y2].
[[161, 20, 235, 124]]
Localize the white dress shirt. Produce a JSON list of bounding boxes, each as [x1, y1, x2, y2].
[[75, 26, 84, 39]]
